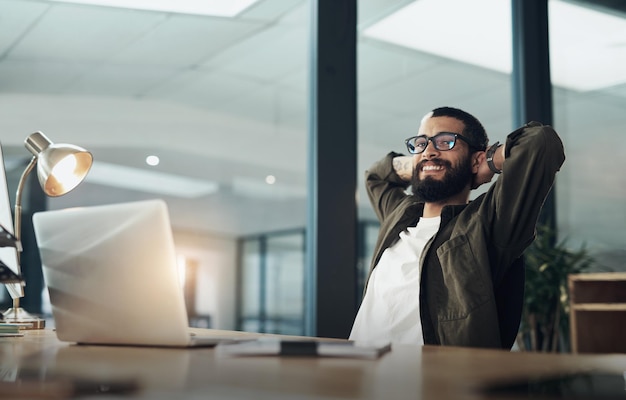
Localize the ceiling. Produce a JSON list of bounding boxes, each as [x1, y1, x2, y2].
[[1, 0, 625, 239]]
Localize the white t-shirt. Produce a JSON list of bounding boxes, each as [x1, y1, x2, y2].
[[349, 216, 440, 345]]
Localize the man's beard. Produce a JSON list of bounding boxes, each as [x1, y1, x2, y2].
[[412, 155, 473, 203]]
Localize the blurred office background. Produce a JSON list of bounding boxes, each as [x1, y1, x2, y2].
[[1, 0, 624, 335]]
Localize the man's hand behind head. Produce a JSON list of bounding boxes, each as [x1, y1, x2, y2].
[[471, 151, 494, 189], [393, 156, 414, 182]]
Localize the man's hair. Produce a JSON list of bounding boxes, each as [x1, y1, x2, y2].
[[431, 106, 488, 151]]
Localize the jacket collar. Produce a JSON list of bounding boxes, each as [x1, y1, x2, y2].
[[440, 203, 468, 224], [408, 201, 468, 225]]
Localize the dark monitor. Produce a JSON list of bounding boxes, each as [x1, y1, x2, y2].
[[0, 143, 22, 298]]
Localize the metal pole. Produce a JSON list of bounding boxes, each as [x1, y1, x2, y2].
[[306, 0, 358, 338], [511, 0, 556, 233]]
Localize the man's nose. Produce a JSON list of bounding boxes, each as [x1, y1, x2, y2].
[[421, 139, 439, 158]]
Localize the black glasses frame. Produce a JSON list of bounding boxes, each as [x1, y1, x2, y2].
[[404, 132, 476, 155]]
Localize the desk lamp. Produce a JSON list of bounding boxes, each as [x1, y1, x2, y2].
[[1, 131, 93, 329]]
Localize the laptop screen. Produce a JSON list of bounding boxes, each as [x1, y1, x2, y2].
[[33, 199, 193, 346]]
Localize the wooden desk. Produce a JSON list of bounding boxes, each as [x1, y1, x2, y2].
[[2, 329, 626, 399]]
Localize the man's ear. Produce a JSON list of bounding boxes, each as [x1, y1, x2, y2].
[[472, 151, 486, 174]]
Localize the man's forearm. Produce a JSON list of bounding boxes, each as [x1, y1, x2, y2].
[[392, 156, 413, 182]]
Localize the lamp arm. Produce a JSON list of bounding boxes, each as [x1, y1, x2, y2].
[[14, 156, 37, 256]]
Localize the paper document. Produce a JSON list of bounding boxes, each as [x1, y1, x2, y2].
[[216, 338, 391, 359]]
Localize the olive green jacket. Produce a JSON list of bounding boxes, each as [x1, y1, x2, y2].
[[364, 122, 565, 349]]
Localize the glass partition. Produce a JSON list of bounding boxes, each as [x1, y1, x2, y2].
[[239, 230, 305, 335], [0, 0, 310, 322], [356, 0, 514, 297], [4, 0, 622, 334], [357, 0, 513, 219], [550, 1, 626, 271]]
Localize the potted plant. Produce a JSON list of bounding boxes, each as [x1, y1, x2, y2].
[[516, 224, 597, 352]]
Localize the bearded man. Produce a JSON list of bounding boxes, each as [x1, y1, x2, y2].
[[349, 106, 565, 349]]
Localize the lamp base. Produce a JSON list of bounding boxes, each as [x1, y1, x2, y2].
[[2, 307, 46, 330]]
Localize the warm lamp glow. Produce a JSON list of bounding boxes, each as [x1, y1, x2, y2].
[[43, 153, 92, 196], [29, 135, 93, 198]]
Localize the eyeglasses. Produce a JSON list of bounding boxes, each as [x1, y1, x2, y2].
[[404, 132, 476, 154]]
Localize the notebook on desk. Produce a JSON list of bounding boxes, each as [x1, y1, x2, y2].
[[32, 199, 238, 347]]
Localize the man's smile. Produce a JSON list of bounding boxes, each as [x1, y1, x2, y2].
[[418, 160, 449, 176], [421, 164, 444, 172]]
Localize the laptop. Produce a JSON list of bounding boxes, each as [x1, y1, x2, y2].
[[32, 199, 241, 347]]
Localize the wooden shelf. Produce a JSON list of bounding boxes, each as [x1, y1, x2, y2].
[[572, 303, 626, 311], [569, 273, 626, 354], [569, 272, 626, 281]]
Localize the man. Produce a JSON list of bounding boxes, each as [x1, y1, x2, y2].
[[349, 106, 565, 349]]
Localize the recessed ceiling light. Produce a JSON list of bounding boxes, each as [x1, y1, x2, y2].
[[363, 0, 626, 92], [49, 0, 259, 17], [146, 155, 160, 166], [265, 175, 276, 185]]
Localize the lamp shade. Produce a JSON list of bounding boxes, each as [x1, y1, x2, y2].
[[25, 131, 93, 197]]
